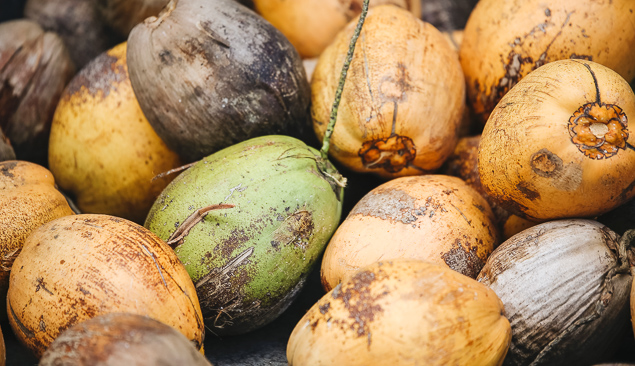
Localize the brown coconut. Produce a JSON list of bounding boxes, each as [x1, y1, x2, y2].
[[0, 19, 75, 165], [39, 313, 210, 366]]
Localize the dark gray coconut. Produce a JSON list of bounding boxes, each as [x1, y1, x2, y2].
[[24, 0, 121, 69], [127, 0, 312, 162], [0, 19, 75, 166]]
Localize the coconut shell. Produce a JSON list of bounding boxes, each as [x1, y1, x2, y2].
[[321, 174, 498, 292], [477, 219, 632, 366], [127, 0, 312, 162], [39, 313, 211, 366], [478, 60, 635, 221], [48, 42, 183, 224], [288, 259, 511, 365], [24, 0, 121, 69], [0, 19, 75, 166], [0, 161, 74, 320], [95, 0, 169, 37], [460, 0, 635, 124], [7, 214, 204, 358], [253, 0, 421, 59], [312, 5, 465, 178]]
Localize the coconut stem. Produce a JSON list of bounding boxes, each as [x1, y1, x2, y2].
[[319, 0, 370, 161], [618, 229, 635, 270]]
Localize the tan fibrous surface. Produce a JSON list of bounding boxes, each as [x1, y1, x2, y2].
[[0, 19, 76, 165], [48, 42, 183, 224], [460, 0, 635, 124], [253, 0, 421, 59], [39, 313, 211, 366], [478, 220, 632, 365], [288, 259, 511, 366], [7, 214, 204, 358], [478, 59, 635, 221], [312, 6, 465, 178], [320, 174, 498, 292], [0, 161, 74, 317]]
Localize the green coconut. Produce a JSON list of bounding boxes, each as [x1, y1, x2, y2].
[[144, 135, 344, 335]]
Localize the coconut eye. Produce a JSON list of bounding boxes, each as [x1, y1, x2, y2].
[[569, 102, 629, 160]]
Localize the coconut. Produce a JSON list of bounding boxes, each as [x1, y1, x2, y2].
[[288, 259, 511, 365], [0, 19, 75, 166], [39, 313, 210, 366], [477, 220, 633, 365], [127, 0, 312, 162], [320, 174, 499, 291], [460, 0, 635, 124], [252, 0, 421, 59], [311, 5, 465, 178], [7, 214, 204, 358], [48, 42, 183, 224], [478, 60, 635, 221], [24, 0, 121, 69]]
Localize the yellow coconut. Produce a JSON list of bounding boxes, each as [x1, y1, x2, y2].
[[442, 135, 539, 240], [7, 214, 204, 358], [320, 174, 498, 292], [312, 5, 465, 178], [460, 0, 635, 124], [0, 161, 74, 319], [49, 42, 183, 224], [288, 259, 511, 365], [253, 0, 421, 59], [479, 59, 635, 221]]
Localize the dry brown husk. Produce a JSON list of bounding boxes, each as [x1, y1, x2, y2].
[[24, 0, 121, 69], [477, 219, 633, 366], [127, 0, 311, 162], [39, 313, 211, 366], [94, 0, 170, 37], [7, 214, 204, 358], [289, 259, 511, 365], [320, 174, 498, 291], [0, 161, 74, 320], [0, 19, 75, 165]]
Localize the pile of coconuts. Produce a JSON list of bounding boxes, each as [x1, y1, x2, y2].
[[3, 0, 635, 365]]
